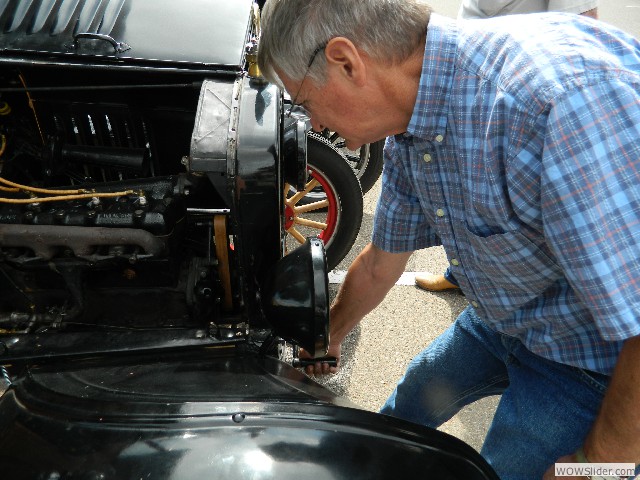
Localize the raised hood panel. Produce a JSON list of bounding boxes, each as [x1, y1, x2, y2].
[[0, 0, 254, 70]]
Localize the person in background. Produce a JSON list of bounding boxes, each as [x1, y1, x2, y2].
[[415, 0, 598, 293], [460, 0, 597, 21]]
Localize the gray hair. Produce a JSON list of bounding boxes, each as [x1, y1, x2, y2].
[[258, 0, 432, 88]]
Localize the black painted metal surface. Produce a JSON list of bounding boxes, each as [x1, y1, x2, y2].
[[232, 79, 283, 325], [0, 352, 499, 480], [0, 0, 254, 71], [261, 238, 329, 357]]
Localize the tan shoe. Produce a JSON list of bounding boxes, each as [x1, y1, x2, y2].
[[415, 273, 459, 292]]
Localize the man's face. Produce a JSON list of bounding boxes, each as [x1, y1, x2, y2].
[[276, 36, 419, 151], [279, 67, 382, 151]]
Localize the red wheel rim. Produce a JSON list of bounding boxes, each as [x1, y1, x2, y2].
[[284, 204, 295, 230], [308, 165, 338, 243]]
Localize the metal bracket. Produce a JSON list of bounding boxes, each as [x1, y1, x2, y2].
[[69, 33, 131, 53], [214, 215, 233, 312]]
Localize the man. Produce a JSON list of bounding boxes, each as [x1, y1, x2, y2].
[[258, 1, 640, 479], [416, 0, 599, 293]]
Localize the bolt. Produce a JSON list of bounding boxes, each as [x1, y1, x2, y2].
[[138, 196, 147, 206], [232, 413, 245, 423], [133, 209, 144, 219]]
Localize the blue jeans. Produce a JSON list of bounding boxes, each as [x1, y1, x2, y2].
[[443, 266, 459, 287], [380, 306, 610, 480]]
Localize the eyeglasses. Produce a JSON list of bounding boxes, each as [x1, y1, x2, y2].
[[286, 42, 327, 118]]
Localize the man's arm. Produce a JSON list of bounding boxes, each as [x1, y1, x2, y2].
[[580, 8, 598, 19], [583, 335, 640, 463], [305, 243, 412, 375], [543, 335, 640, 479]]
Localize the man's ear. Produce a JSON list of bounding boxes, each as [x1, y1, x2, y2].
[[324, 37, 367, 86]]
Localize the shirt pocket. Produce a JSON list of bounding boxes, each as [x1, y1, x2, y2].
[[464, 227, 563, 318]]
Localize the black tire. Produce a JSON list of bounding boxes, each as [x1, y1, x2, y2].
[[324, 133, 384, 195], [285, 134, 363, 271], [292, 136, 384, 207]]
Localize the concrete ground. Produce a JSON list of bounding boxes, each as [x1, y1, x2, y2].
[[305, 0, 639, 454]]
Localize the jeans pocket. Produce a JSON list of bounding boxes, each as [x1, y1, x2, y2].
[[576, 368, 610, 395], [513, 342, 609, 402]]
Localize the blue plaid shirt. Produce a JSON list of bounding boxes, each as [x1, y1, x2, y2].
[[372, 13, 640, 375]]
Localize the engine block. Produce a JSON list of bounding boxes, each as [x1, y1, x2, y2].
[[0, 177, 185, 263]]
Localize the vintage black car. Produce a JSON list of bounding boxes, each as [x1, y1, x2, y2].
[[0, 1, 498, 478]]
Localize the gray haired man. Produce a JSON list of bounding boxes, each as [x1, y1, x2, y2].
[[258, 1, 640, 479]]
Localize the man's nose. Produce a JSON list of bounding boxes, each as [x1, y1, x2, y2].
[[310, 117, 325, 132]]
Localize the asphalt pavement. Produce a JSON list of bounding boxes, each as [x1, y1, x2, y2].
[[309, 0, 640, 454]]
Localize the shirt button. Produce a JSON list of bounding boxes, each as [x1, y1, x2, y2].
[[423, 153, 432, 163], [471, 301, 479, 308], [435, 134, 444, 143], [450, 259, 459, 266], [436, 209, 445, 217]]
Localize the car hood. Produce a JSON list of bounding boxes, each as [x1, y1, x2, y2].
[[0, 353, 499, 480], [0, 0, 254, 71]]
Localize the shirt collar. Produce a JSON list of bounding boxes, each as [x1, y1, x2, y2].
[[405, 14, 459, 143]]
